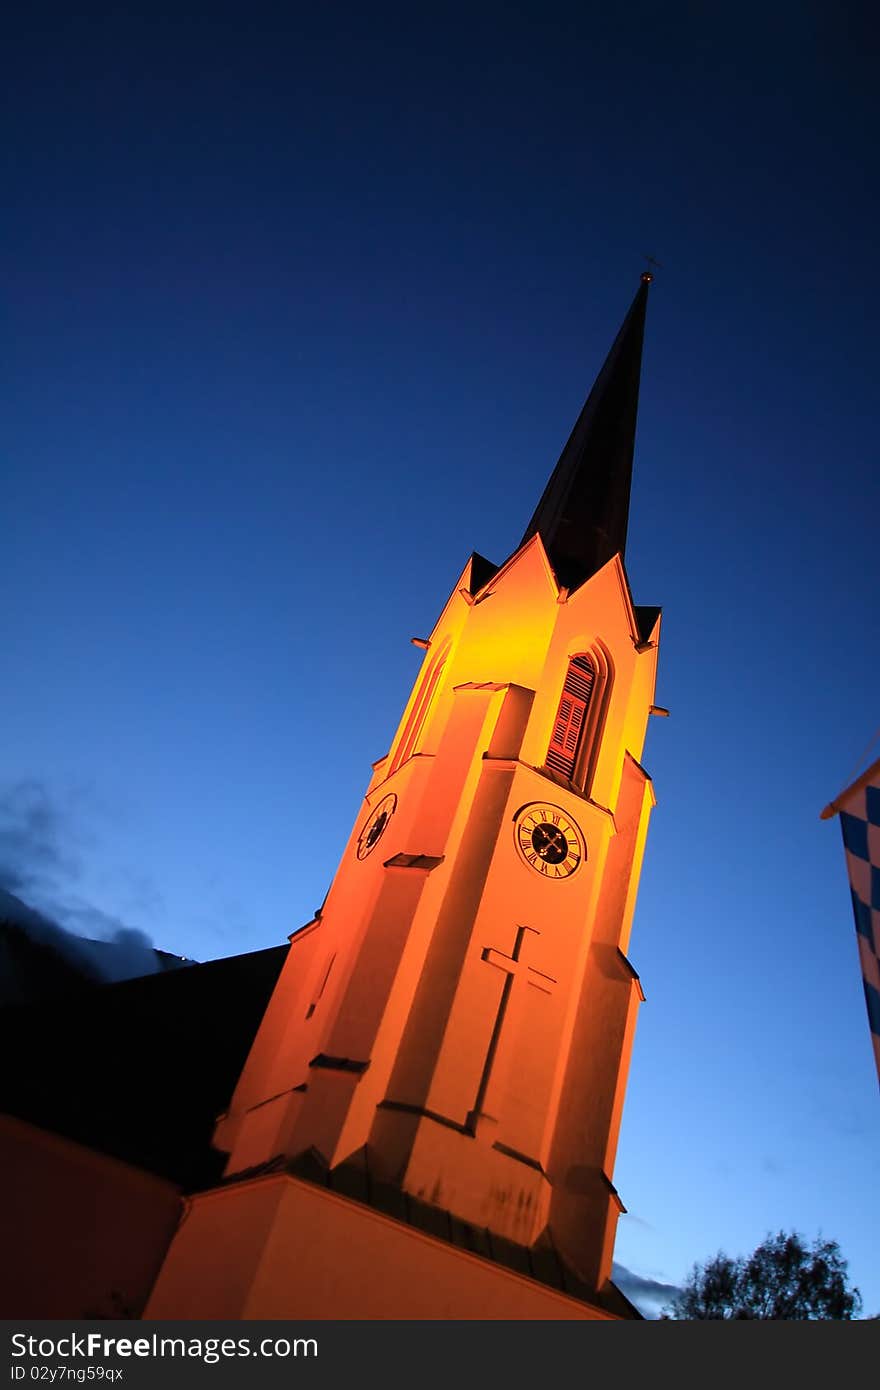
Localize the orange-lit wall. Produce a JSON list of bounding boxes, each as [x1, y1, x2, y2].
[[0, 1114, 181, 1318]]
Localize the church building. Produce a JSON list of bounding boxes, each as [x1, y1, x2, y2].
[[2, 274, 663, 1321], [147, 272, 663, 1319]]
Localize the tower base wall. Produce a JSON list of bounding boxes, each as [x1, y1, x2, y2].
[[145, 1171, 619, 1320], [0, 1115, 182, 1319]]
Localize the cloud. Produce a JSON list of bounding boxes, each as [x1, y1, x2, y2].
[[0, 779, 164, 976], [612, 1261, 681, 1319], [0, 885, 166, 988], [58, 899, 140, 941], [0, 780, 81, 896], [620, 1212, 655, 1232]]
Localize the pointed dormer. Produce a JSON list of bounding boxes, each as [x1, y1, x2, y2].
[[519, 274, 651, 591]]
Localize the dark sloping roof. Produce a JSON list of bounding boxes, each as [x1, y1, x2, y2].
[[634, 603, 662, 645], [519, 277, 651, 592], [464, 551, 500, 596], [0, 942, 288, 1189]]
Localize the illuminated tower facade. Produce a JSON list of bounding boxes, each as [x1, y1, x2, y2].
[[148, 276, 663, 1320]]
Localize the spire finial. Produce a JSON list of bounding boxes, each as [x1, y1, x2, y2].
[[642, 254, 662, 285]]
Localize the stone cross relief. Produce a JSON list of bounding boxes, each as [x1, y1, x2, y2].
[[465, 924, 558, 1164]]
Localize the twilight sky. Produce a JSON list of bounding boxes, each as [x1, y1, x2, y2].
[[4, 2, 879, 1316]]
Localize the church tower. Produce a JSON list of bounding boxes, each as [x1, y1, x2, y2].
[[147, 276, 663, 1320]]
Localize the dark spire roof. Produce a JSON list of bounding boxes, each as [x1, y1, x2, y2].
[[520, 275, 651, 591]]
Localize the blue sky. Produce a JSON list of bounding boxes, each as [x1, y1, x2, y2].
[[4, 2, 879, 1316]]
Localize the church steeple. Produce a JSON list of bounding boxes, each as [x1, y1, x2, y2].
[[146, 273, 663, 1322], [520, 274, 651, 591]]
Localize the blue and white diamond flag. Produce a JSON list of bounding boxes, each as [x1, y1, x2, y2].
[[823, 754, 880, 1089]]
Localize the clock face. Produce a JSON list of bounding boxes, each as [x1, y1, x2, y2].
[[356, 793, 397, 860], [513, 802, 584, 878]]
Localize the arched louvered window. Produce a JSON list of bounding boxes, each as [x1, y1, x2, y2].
[[546, 655, 595, 779]]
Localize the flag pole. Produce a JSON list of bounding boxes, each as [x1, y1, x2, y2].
[[821, 750, 880, 820]]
